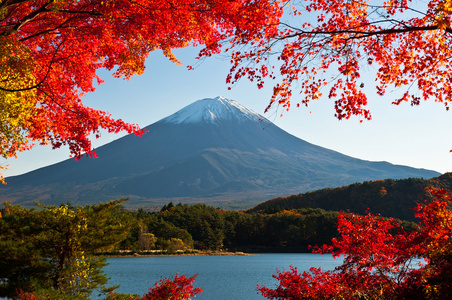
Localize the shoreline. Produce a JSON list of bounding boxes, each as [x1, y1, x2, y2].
[[98, 250, 252, 257]]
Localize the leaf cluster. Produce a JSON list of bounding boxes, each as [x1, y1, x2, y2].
[[223, 0, 452, 120]]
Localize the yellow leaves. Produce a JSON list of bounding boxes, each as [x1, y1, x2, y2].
[[436, 1, 452, 30], [49, 204, 76, 219], [0, 36, 38, 162], [437, 15, 451, 30], [345, 0, 369, 18], [0, 165, 7, 185], [438, 0, 452, 14], [70, 254, 93, 293], [0, 7, 7, 20], [48, 204, 89, 233]]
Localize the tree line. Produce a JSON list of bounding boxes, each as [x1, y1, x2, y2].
[[119, 202, 340, 253], [250, 173, 452, 222]]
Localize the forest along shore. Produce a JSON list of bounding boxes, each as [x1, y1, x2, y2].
[[98, 250, 251, 257]]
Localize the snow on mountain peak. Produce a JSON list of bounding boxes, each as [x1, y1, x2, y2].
[[162, 96, 265, 125]]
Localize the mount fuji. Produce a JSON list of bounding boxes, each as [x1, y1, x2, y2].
[[0, 96, 440, 209]]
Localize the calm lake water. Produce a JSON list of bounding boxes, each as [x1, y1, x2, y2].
[[104, 253, 344, 299]]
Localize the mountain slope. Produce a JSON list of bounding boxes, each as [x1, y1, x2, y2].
[[0, 97, 440, 209]]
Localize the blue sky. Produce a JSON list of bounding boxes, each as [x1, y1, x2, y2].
[[2, 46, 452, 177]]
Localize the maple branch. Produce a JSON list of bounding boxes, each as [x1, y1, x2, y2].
[[363, 2, 435, 21], [0, 0, 33, 11], [36, 84, 80, 117], [1, 0, 101, 37], [0, 0, 33, 25], [279, 23, 452, 41], [19, 16, 78, 41], [0, 37, 65, 92], [343, 25, 452, 39], [127, 0, 213, 13], [56, 9, 101, 15], [10, 0, 53, 33]]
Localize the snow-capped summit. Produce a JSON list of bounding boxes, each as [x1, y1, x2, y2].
[[162, 96, 265, 125], [0, 96, 440, 210]]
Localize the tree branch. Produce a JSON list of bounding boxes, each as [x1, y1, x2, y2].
[[10, 0, 53, 33], [279, 23, 452, 41], [19, 16, 77, 41], [0, 37, 65, 92]]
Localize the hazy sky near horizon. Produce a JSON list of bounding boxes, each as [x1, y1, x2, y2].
[[2, 46, 452, 177]]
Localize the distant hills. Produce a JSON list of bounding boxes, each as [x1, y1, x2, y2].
[[0, 97, 440, 209], [249, 172, 452, 222]]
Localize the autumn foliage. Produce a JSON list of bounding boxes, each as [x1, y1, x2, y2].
[[16, 274, 202, 300], [142, 274, 202, 300], [225, 0, 452, 119], [0, 0, 282, 173], [258, 189, 452, 299], [3, 0, 451, 180]]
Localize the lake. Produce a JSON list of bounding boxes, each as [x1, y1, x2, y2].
[[104, 253, 344, 299]]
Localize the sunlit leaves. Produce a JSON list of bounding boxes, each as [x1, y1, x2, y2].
[[0, 36, 37, 162]]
